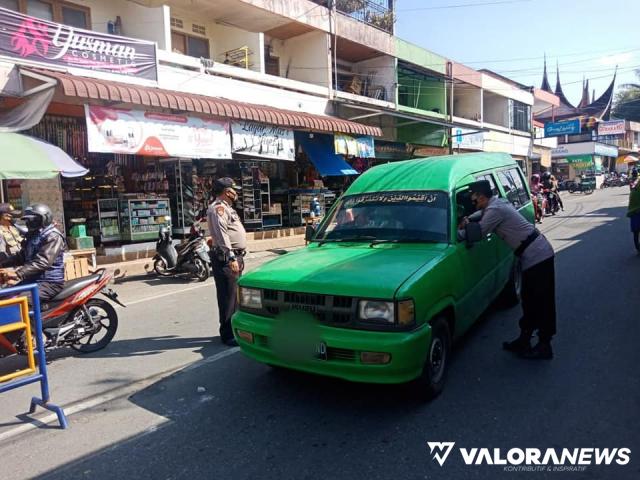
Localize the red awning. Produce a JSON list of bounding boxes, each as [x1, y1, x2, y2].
[[25, 68, 382, 137]]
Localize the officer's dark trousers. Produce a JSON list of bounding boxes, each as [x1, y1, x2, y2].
[[519, 256, 556, 342], [211, 257, 244, 342]]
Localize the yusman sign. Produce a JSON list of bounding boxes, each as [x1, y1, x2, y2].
[[0, 7, 157, 80], [544, 119, 581, 137]]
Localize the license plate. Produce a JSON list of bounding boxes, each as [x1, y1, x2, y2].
[[315, 341, 327, 361]]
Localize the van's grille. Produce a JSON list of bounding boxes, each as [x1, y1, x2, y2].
[[259, 289, 356, 327]]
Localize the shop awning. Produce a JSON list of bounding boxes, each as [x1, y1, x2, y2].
[[24, 68, 382, 137], [0, 133, 89, 179], [295, 133, 358, 176]]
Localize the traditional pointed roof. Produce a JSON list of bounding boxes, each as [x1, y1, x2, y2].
[[582, 67, 617, 120], [554, 62, 575, 109], [578, 78, 590, 108], [540, 54, 552, 92], [535, 62, 617, 122]]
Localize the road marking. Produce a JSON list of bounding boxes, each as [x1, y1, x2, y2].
[[124, 283, 211, 306], [0, 348, 239, 443]]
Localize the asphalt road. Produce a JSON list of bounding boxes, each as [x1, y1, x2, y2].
[[3, 188, 640, 480]]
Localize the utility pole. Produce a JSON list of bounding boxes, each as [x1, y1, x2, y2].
[[447, 61, 454, 154]]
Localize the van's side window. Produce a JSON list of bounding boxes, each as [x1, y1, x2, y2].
[[497, 169, 527, 208], [475, 173, 500, 197], [507, 168, 530, 206]]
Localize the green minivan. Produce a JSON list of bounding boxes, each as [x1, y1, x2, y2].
[[232, 152, 534, 398]]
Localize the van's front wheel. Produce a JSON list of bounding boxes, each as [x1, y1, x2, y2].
[[413, 317, 451, 401]]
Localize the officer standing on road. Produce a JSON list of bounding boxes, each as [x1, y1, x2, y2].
[[459, 180, 557, 359], [208, 178, 247, 347], [0, 203, 23, 261]]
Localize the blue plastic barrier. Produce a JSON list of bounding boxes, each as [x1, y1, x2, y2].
[[0, 283, 68, 429]]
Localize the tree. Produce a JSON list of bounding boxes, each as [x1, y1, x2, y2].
[[612, 69, 640, 121]]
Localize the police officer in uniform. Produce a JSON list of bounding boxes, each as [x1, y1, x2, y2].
[[0, 203, 23, 262], [459, 180, 556, 359], [208, 178, 247, 347]]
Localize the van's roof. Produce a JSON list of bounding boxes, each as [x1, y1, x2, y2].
[[347, 152, 517, 194]]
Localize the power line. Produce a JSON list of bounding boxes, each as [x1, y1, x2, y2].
[[396, 0, 531, 12]]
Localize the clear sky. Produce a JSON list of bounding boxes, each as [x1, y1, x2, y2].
[[395, 0, 638, 106]]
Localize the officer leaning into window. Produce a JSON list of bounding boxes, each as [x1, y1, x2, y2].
[[459, 180, 557, 360], [207, 178, 247, 347]]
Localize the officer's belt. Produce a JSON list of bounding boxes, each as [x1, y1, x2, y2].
[[232, 249, 246, 257], [514, 229, 540, 257]]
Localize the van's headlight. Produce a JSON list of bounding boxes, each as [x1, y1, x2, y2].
[[359, 300, 394, 324], [239, 287, 262, 309]]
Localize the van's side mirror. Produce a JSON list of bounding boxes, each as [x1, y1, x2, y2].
[[465, 222, 482, 247], [305, 225, 316, 242]]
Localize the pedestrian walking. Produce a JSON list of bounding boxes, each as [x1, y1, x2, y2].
[[0, 203, 23, 261], [207, 178, 247, 347], [459, 180, 557, 359], [627, 168, 640, 253]]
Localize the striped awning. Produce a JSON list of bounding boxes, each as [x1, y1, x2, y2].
[[25, 68, 382, 137]]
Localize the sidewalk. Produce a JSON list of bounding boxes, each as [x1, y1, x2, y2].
[[99, 233, 306, 280]]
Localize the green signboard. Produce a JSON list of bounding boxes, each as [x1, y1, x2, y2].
[[566, 154, 593, 170]]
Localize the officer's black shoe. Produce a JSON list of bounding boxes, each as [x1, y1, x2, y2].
[[502, 330, 532, 354], [222, 337, 238, 347], [519, 341, 553, 360]]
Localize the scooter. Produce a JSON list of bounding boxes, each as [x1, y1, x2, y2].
[[0, 268, 123, 356], [543, 188, 560, 215], [153, 223, 210, 282]]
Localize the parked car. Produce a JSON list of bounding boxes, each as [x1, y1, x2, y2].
[[232, 152, 533, 400]]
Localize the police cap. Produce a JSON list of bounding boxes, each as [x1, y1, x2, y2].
[[214, 177, 241, 194], [468, 180, 493, 198], [0, 203, 21, 217]]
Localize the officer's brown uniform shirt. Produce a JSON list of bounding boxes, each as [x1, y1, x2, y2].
[[207, 199, 247, 255], [0, 224, 22, 256]]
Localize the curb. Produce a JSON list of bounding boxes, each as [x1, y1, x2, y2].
[[0, 348, 239, 442]]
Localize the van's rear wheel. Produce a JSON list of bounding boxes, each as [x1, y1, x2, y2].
[[413, 317, 451, 401]]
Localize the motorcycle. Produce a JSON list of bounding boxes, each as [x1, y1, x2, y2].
[[0, 269, 122, 355], [543, 188, 560, 215], [567, 180, 594, 194], [153, 223, 210, 282]]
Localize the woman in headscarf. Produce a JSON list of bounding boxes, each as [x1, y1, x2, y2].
[[627, 168, 640, 253]]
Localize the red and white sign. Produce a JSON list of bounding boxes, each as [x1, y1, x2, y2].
[[597, 120, 626, 136], [85, 105, 231, 158]]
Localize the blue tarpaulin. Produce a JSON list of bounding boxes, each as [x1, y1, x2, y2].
[[295, 132, 358, 176]]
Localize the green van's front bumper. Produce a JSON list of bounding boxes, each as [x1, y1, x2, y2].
[[232, 311, 431, 384]]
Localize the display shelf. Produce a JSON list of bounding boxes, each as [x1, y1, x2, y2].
[[97, 198, 121, 242], [119, 198, 171, 242], [288, 189, 333, 226]]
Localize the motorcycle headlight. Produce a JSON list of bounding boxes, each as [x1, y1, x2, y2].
[[358, 300, 394, 324], [239, 287, 262, 309]]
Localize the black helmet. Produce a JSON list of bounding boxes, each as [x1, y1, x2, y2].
[[542, 171, 552, 180], [22, 203, 53, 232]]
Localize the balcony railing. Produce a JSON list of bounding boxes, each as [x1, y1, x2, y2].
[[312, 0, 394, 33]]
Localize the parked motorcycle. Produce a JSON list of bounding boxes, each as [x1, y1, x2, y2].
[[153, 223, 210, 282], [0, 268, 122, 355]]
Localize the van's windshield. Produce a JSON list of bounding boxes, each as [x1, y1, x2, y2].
[[314, 191, 449, 244]]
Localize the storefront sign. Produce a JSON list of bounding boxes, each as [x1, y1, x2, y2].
[[0, 8, 157, 81], [85, 105, 231, 158], [334, 133, 375, 158], [452, 128, 484, 150], [597, 120, 626, 136], [374, 141, 414, 160], [566, 154, 593, 170], [594, 143, 618, 157], [544, 119, 581, 137], [412, 145, 448, 157], [231, 121, 294, 161]]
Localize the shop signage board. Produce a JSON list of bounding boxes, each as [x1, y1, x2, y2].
[[85, 105, 231, 158], [0, 7, 157, 81], [231, 121, 294, 161], [374, 141, 414, 160], [544, 119, 581, 137], [334, 133, 375, 158], [597, 120, 626, 136], [452, 128, 484, 150], [594, 142, 618, 157]]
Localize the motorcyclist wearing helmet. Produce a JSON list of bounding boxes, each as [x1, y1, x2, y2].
[[541, 171, 553, 190], [0, 203, 66, 301]]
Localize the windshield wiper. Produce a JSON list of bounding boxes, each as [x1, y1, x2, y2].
[[318, 235, 377, 246], [369, 238, 435, 247]]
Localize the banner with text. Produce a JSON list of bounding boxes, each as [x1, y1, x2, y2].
[[0, 7, 157, 80], [597, 120, 626, 136], [544, 119, 581, 137], [85, 105, 231, 158], [334, 133, 375, 158], [231, 121, 294, 161]]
